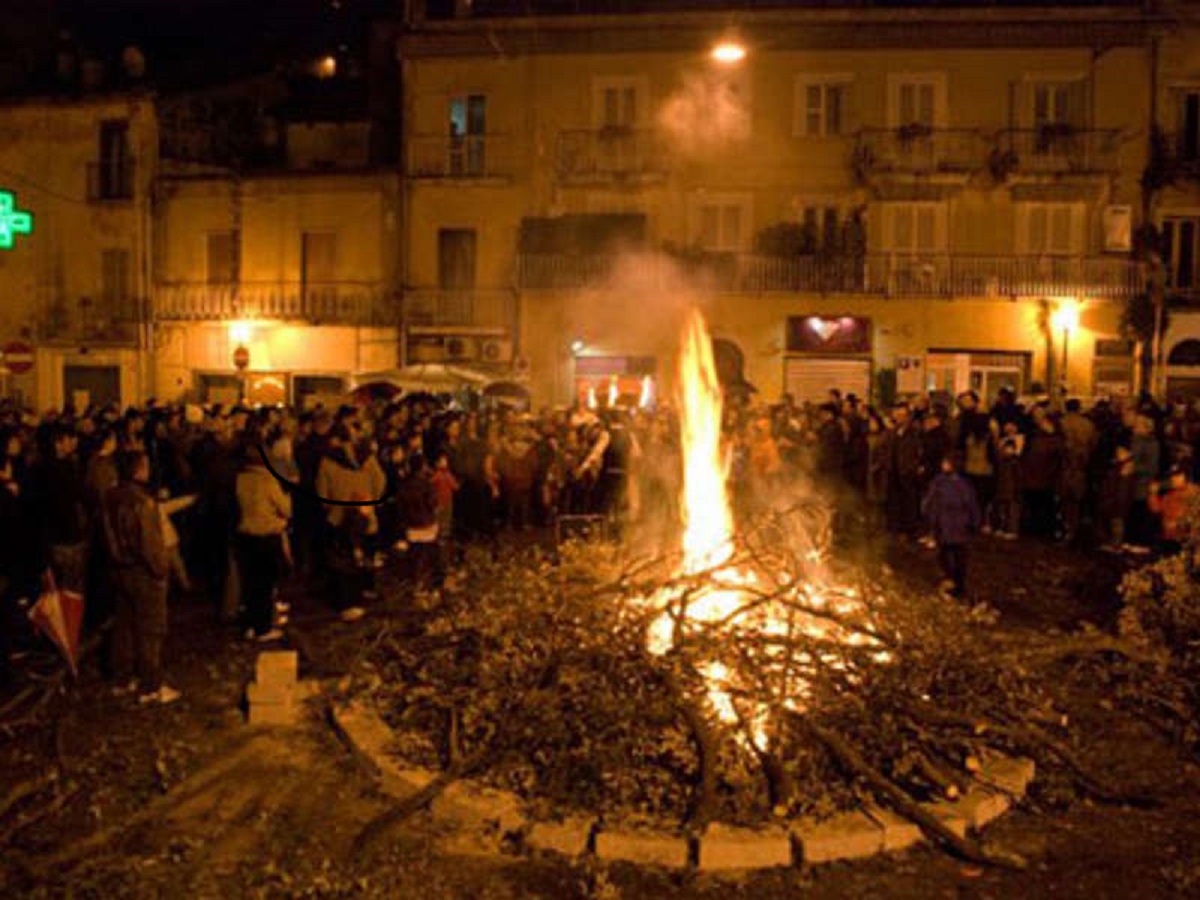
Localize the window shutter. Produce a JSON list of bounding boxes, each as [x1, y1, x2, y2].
[[805, 84, 821, 135], [892, 206, 913, 251], [916, 207, 935, 252], [1028, 207, 1048, 254], [1050, 206, 1072, 253]]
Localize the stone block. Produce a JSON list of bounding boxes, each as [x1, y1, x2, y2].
[[247, 681, 296, 708], [956, 788, 1011, 830], [526, 818, 596, 857], [923, 801, 969, 839], [793, 812, 883, 865], [977, 756, 1035, 796], [699, 824, 793, 871], [432, 781, 526, 834], [255, 650, 298, 685], [249, 699, 298, 726], [862, 807, 923, 852], [595, 829, 689, 868]]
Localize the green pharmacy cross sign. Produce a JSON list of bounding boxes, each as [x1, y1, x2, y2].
[[0, 190, 33, 249]]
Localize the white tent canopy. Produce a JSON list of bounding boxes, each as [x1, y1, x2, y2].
[[351, 364, 492, 393]]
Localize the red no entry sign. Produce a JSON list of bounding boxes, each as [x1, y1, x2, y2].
[[2, 340, 33, 375]]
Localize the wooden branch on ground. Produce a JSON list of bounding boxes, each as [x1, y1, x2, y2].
[[792, 714, 1026, 870], [0, 770, 58, 822]]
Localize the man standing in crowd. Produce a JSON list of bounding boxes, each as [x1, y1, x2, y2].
[[885, 403, 923, 539], [922, 452, 981, 600], [34, 422, 88, 592], [101, 450, 179, 705]]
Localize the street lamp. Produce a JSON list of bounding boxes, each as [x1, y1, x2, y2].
[[1051, 298, 1081, 391], [710, 40, 746, 65]]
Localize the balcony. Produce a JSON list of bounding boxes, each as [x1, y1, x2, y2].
[[556, 128, 667, 183], [155, 281, 398, 325], [403, 289, 515, 330], [38, 295, 140, 344], [518, 252, 1143, 300], [1165, 132, 1200, 180], [994, 128, 1122, 176], [406, 135, 511, 180], [854, 128, 989, 176], [87, 160, 135, 202]]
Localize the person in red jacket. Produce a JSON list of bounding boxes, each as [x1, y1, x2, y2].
[[1148, 464, 1200, 553]]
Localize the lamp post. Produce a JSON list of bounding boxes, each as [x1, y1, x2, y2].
[[1051, 299, 1081, 393]]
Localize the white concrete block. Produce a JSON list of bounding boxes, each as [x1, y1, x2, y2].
[[526, 818, 595, 857], [793, 812, 884, 864], [863, 806, 924, 852], [255, 650, 298, 685], [595, 829, 689, 868], [699, 824, 793, 871]]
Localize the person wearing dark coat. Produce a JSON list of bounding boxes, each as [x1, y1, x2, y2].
[[921, 454, 981, 599], [32, 422, 87, 592], [885, 405, 924, 537], [1021, 408, 1064, 539]]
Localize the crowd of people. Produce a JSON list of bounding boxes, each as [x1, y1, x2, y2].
[[2, 384, 1198, 695]]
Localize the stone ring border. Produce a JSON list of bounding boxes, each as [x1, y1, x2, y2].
[[328, 698, 1035, 873]]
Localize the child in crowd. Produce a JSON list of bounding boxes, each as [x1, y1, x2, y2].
[[431, 452, 460, 565], [1100, 445, 1136, 552], [921, 453, 981, 600]]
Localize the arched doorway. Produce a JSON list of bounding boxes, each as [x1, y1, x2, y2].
[[1166, 339, 1200, 398]]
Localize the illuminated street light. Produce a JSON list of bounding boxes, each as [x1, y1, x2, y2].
[[710, 41, 746, 64], [570, 338, 585, 355]]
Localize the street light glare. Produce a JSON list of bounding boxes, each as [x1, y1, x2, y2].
[[1052, 299, 1081, 334], [711, 42, 746, 64]]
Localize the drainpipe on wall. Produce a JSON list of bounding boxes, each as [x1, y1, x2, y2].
[[1147, 34, 1165, 399], [396, 39, 411, 370]]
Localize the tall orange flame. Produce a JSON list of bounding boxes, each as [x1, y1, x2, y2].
[[678, 308, 734, 576]]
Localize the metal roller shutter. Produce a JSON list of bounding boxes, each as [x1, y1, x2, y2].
[[784, 357, 871, 405]]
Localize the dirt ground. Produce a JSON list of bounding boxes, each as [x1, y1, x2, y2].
[[2, 535, 1200, 899]]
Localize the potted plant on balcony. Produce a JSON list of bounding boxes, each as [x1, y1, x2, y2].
[[988, 145, 1019, 183]]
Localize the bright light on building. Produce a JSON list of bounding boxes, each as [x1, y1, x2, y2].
[[229, 320, 254, 345], [570, 338, 585, 355], [711, 41, 747, 64], [1051, 298, 1081, 334]]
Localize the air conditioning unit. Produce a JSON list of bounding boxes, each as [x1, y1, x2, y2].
[[444, 336, 479, 361], [479, 339, 514, 364], [409, 336, 446, 363]]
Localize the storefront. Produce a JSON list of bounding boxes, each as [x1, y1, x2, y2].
[[573, 355, 657, 409], [782, 316, 872, 405], [924, 349, 1031, 403]]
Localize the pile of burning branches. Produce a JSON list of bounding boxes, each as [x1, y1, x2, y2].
[[354, 506, 1147, 868]]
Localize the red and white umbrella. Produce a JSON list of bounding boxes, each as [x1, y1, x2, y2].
[[28, 570, 85, 676]]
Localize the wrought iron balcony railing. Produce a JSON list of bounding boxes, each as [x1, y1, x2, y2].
[[154, 281, 398, 325], [518, 252, 1143, 299], [993, 128, 1122, 175], [403, 289, 515, 329], [556, 128, 668, 181], [854, 128, 990, 175], [406, 135, 512, 179]]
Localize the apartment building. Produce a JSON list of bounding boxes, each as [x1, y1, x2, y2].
[[154, 74, 401, 406], [399, 1, 1160, 407], [0, 88, 156, 409]]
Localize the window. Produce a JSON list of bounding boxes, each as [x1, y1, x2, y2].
[[438, 228, 477, 289], [1173, 89, 1200, 162], [696, 200, 739, 250], [1031, 80, 1086, 129], [882, 203, 945, 254], [796, 78, 850, 137], [448, 95, 486, 175], [301, 232, 337, 285], [1162, 216, 1200, 292], [1019, 203, 1082, 255], [100, 248, 133, 318], [888, 75, 945, 129], [800, 206, 842, 251], [592, 77, 647, 130], [206, 231, 239, 285], [96, 119, 132, 200]]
